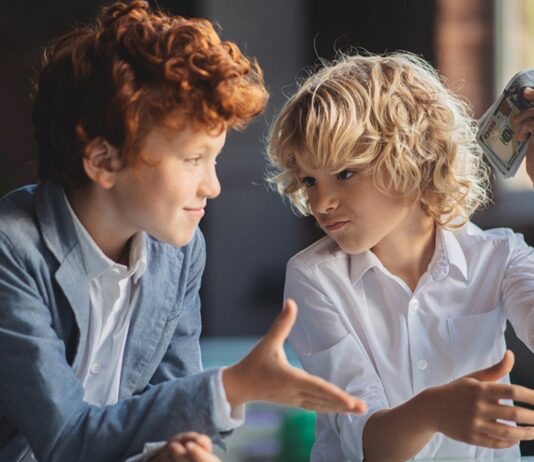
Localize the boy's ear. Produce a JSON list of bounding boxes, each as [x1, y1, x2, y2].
[[82, 138, 124, 189]]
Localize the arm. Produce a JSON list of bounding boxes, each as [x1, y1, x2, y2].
[[364, 351, 534, 462]]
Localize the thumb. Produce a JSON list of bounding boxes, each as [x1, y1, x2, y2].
[[263, 298, 298, 346], [466, 350, 515, 382], [524, 87, 534, 102]]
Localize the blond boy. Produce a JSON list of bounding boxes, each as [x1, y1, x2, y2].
[[267, 53, 534, 461]]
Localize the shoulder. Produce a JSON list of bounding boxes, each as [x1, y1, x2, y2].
[[454, 221, 526, 254], [0, 185, 40, 254], [287, 235, 348, 276]]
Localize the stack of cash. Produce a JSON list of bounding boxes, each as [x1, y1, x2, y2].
[[477, 69, 534, 178]]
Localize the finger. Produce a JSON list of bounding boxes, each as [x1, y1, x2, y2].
[[466, 350, 514, 382], [289, 368, 367, 414], [523, 87, 534, 101], [484, 402, 534, 425], [478, 420, 534, 441], [470, 432, 519, 449], [194, 434, 213, 452], [513, 107, 534, 125], [298, 396, 363, 414], [185, 442, 221, 462], [169, 441, 188, 458], [169, 432, 201, 443], [489, 382, 534, 406], [263, 299, 298, 346], [517, 120, 534, 142], [169, 433, 212, 452]]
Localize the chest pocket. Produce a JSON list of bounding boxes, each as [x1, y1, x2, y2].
[[446, 306, 507, 379]]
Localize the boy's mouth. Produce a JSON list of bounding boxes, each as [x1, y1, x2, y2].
[[184, 207, 205, 218], [323, 220, 349, 232]]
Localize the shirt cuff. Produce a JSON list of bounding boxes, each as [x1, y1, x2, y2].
[[124, 441, 166, 462], [210, 367, 245, 432]]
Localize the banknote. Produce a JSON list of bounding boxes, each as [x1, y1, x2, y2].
[[477, 69, 534, 178]]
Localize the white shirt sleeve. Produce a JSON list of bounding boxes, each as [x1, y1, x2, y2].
[[124, 441, 166, 462], [285, 262, 389, 461], [501, 229, 534, 350], [210, 367, 246, 431]]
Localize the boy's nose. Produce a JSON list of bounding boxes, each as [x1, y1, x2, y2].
[[199, 166, 221, 199], [310, 188, 338, 215]]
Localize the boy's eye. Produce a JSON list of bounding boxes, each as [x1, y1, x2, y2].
[[186, 157, 202, 166], [336, 169, 355, 180], [301, 176, 316, 188]]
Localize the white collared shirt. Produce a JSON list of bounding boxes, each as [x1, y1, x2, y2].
[[65, 193, 148, 406], [285, 222, 533, 461]]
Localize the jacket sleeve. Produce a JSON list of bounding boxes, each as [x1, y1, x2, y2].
[[285, 261, 389, 461], [0, 230, 218, 462]]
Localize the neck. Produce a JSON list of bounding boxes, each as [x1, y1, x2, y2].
[[65, 186, 133, 265], [372, 208, 436, 292]]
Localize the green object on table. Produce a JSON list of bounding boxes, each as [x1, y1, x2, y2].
[[278, 410, 316, 462]]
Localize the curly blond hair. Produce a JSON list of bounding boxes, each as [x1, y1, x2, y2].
[[266, 52, 490, 227]]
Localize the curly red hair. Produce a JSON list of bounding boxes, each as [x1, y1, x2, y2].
[[32, 0, 268, 189]]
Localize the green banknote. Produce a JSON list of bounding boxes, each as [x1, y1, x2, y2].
[[477, 69, 534, 178]]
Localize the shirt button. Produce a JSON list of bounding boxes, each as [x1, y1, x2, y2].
[[91, 363, 102, 374], [409, 299, 420, 311], [417, 360, 428, 371]]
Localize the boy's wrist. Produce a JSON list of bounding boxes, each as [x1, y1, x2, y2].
[[222, 363, 250, 408], [413, 387, 441, 434]]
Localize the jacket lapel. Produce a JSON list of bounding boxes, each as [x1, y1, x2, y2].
[[119, 241, 183, 398], [35, 182, 91, 368]]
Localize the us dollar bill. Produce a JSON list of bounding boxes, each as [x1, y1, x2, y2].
[[477, 69, 534, 178]]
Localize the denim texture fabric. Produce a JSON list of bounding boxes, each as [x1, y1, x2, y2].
[[0, 181, 218, 461]]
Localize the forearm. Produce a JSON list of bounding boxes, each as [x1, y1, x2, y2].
[[362, 389, 436, 462]]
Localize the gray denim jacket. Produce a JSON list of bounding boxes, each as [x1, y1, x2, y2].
[[0, 181, 219, 461]]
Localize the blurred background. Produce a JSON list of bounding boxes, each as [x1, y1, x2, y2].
[[3, 0, 534, 460]]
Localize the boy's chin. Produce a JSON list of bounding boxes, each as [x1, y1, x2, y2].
[[335, 238, 371, 255], [152, 228, 197, 247]]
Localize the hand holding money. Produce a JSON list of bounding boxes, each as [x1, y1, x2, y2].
[[477, 70, 534, 178], [512, 87, 534, 184]]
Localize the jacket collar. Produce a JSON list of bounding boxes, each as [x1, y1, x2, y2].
[[35, 181, 91, 370]]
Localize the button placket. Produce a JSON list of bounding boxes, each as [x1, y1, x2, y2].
[[417, 359, 428, 371], [91, 363, 102, 374]]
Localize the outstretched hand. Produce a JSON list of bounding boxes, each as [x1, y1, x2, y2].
[[513, 87, 534, 183], [426, 350, 534, 448], [222, 299, 366, 414]]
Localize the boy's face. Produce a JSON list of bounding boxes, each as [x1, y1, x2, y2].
[[112, 123, 224, 247], [296, 159, 418, 254]]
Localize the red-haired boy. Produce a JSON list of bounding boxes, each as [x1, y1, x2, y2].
[[0, 2, 365, 461]]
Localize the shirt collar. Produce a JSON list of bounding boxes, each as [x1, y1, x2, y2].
[[347, 226, 468, 285], [349, 250, 382, 285], [431, 226, 468, 281], [63, 191, 147, 282]]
